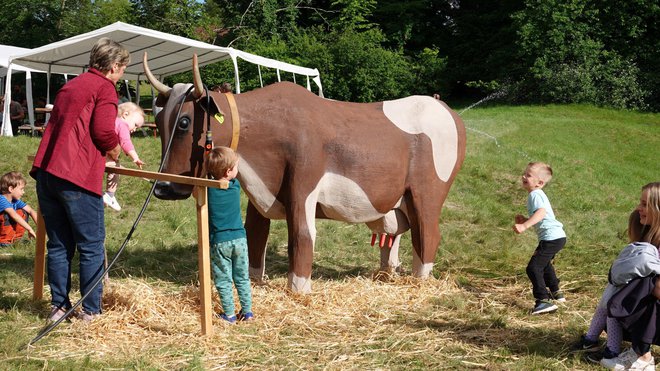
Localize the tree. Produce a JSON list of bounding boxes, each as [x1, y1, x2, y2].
[[513, 0, 648, 109]]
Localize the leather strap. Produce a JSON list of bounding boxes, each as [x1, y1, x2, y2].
[[224, 92, 240, 151]]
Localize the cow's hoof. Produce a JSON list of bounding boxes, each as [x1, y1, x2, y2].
[[249, 267, 267, 284], [288, 273, 312, 294], [372, 265, 404, 282], [412, 253, 434, 278]]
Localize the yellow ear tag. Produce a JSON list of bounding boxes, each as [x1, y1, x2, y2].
[[214, 113, 224, 124]]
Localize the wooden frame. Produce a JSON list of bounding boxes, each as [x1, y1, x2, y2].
[[32, 164, 227, 336]]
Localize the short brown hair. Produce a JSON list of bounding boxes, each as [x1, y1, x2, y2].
[[206, 147, 238, 180], [0, 171, 26, 194], [89, 37, 130, 73]]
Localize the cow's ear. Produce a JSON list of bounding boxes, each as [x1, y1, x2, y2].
[[205, 93, 224, 118]]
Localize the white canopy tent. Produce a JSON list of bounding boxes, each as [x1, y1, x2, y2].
[[2, 21, 323, 136], [1, 45, 39, 128]]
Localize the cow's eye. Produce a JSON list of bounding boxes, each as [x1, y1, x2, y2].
[[178, 116, 191, 131]]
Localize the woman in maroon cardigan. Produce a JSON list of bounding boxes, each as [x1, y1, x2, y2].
[[31, 37, 127, 322]]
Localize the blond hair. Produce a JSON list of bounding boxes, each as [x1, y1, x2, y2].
[[118, 102, 143, 117], [89, 37, 130, 73], [0, 171, 26, 194], [641, 182, 660, 247], [206, 147, 238, 180], [528, 162, 553, 183]]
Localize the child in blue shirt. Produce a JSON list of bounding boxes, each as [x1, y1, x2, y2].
[[513, 162, 567, 315], [0, 171, 38, 247], [206, 146, 253, 323]]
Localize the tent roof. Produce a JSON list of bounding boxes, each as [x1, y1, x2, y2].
[[7, 21, 322, 84], [8, 22, 234, 79], [0, 45, 38, 77]]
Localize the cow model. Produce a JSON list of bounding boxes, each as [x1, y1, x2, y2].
[[144, 54, 466, 293]]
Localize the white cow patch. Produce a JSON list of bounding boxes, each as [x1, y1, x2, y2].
[[312, 173, 387, 223], [383, 96, 458, 181], [238, 162, 386, 226], [412, 248, 434, 278], [289, 273, 312, 293]]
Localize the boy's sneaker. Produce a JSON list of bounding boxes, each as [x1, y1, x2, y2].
[[587, 346, 619, 364], [550, 290, 567, 303], [531, 300, 558, 315], [572, 334, 600, 352], [601, 348, 653, 370], [103, 193, 121, 211], [217, 313, 237, 323], [238, 311, 254, 322]]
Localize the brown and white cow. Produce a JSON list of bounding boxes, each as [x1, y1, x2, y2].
[[144, 54, 466, 293]]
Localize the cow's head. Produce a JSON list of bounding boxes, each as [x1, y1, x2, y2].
[[143, 53, 228, 200]]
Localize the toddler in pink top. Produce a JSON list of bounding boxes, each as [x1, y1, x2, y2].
[[103, 102, 146, 211]]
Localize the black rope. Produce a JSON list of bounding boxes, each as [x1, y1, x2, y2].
[[26, 85, 197, 348]]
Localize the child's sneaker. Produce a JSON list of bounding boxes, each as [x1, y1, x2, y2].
[[550, 290, 566, 303], [600, 348, 653, 370], [103, 193, 121, 211], [217, 313, 237, 323], [571, 334, 599, 352], [238, 311, 254, 321], [587, 346, 619, 364], [531, 300, 558, 315]]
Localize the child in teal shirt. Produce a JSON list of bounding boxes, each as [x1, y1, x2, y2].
[[206, 146, 253, 323]]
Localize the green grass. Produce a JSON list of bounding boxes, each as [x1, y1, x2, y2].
[[0, 104, 659, 369]]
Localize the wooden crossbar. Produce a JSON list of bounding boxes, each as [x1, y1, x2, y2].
[[31, 160, 224, 336]]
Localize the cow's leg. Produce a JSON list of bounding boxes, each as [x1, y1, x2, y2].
[[285, 189, 318, 294], [379, 235, 402, 273], [407, 190, 444, 278], [245, 201, 270, 284]]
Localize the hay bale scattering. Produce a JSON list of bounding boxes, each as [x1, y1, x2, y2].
[[25, 274, 574, 369]]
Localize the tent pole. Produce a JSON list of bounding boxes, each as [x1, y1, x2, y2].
[[231, 54, 241, 94], [26, 71, 34, 128], [1, 64, 14, 136]]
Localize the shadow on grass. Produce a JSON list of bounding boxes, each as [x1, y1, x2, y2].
[[412, 318, 579, 361], [263, 243, 376, 280], [110, 240, 373, 285], [0, 250, 48, 316]]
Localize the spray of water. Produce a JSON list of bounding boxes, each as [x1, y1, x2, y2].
[[458, 88, 532, 160], [459, 89, 508, 115]]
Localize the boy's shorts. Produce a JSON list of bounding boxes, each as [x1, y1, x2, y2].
[[0, 209, 28, 246]]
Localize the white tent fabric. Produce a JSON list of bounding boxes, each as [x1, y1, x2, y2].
[[0, 45, 38, 129], [2, 21, 323, 136]]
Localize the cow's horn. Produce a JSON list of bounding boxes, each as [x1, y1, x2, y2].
[[143, 52, 171, 97], [192, 54, 204, 99]]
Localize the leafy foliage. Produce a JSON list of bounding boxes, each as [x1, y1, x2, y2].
[[0, 0, 658, 109], [512, 0, 653, 109]]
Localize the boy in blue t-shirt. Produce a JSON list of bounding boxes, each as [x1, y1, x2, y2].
[[513, 162, 567, 315], [0, 171, 38, 247], [206, 146, 253, 323]]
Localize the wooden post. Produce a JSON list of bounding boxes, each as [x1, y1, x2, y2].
[[33, 208, 46, 300], [28, 162, 225, 335], [195, 186, 213, 336]]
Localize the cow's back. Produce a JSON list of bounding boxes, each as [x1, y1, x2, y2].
[[232, 82, 464, 221]]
